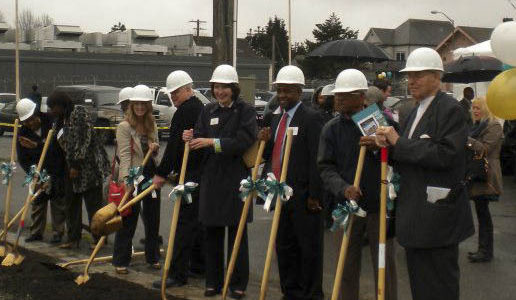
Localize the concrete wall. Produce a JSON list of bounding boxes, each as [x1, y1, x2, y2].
[[0, 49, 270, 96]]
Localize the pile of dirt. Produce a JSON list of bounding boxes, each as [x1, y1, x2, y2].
[[0, 249, 183, 300]]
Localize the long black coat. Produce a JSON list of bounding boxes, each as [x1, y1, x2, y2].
[[392, 91, 474, 248], [17, 114, 66, 177], [263, 103, 323, 210], [194, 99, 257, 226]]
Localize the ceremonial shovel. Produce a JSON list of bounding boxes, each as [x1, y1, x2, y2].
[[161, 144, 191, 300], [0, 119, 19, 257], [377, 148, 388, 300], [330, 146, 366, 300], [259, 129, 294, 300], [75, 149, 154, 285], [2, 129, 54, 266], [222, 141, 265, 299]]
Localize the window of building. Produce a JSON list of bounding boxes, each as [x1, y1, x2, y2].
[[396, 52, 406, 61]]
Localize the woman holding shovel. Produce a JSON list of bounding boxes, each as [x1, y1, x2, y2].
[[112, 84, 161, 274], [183, 64, 257, 298], [47, 91, 110, 249]]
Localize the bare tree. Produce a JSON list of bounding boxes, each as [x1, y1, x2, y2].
[[18, 9, 54, 42]]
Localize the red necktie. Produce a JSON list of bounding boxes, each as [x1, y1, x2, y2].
[[272, 112, 288, 179]]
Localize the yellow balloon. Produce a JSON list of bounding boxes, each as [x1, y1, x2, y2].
[[487, 69, 516, 120]]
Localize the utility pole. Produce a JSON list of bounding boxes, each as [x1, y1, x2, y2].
[[213, 0, 234, 68], [189, 19, 207, 37]]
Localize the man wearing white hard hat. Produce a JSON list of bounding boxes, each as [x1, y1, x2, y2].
[[317, 69, 398, 300], [16, 98, 66, 244], [151, 70, 205, 288], [258, 65, 324, 300], [118, 87, 134, 113], [182, 64, 257, 298], [376, 47, 474, 300]]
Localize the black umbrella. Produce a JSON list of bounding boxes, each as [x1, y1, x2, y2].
[[307, 39, 390, 62], [442, 56, 503, 83]]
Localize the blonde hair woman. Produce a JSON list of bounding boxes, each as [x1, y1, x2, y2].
[[467, 97, 503, 263], [112, 85, 161, 274]]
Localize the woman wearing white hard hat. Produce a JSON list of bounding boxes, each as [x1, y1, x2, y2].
[[183, 64, 257, 298], [16, 98, 67, 244], [112, 84, 161, 274], [117, 87, 134, 113]]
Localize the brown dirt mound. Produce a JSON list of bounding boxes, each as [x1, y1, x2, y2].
[[0, 248, 183, 300]]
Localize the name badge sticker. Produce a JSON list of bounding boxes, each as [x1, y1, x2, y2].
[[210, 118, 219, 126], [291, 127, 299, 136]]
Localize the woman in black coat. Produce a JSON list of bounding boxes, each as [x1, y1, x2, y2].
[[183, 64, 257, 298]]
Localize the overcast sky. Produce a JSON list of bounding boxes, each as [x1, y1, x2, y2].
[[1, 0, 514, 42]]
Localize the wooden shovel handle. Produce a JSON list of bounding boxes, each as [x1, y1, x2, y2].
[[223, 141, 266, 299], [83, 236, 106, 276], [259, 129, 294, 300], [161, 143, 190, 300], [331, 146, 366, 300], [2, 119, 19, 243], [377, 148, 388, 300], [118, 148, 154, 209], [118, 184, 156, 213]]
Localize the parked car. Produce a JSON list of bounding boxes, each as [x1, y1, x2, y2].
[[255, 90, 275, 102], [0, 101, 17, 136], [0, 93, 16, 110]]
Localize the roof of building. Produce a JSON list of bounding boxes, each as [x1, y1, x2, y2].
[[131, 29, 159, 39], [435, 26, 493, 52], [55, 25, 83, 36], [0, 22, 8, 33], [365, 19, 454, 46]]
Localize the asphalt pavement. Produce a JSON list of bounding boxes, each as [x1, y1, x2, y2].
[[0, 132, 515, 300]]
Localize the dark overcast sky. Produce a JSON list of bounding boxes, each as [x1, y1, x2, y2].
[[2, 0, 514, 41]]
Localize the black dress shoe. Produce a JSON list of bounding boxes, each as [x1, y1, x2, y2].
[[49, 234, 62, 244], [469, 252, 493, 263], [229, 290, 246, 299], [25, 234, 43, 243], [204, 288, 221, 297], [152, 278, 186, 289]]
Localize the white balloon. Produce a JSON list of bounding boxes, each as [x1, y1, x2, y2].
[[491, 21, 516, 66]]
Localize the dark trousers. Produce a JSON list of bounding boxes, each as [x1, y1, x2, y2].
[[29, 177, 66, 237], [168, 191, 205, 283], [276, 203, 324, 300], [405, 244, 459, 300], [336, 213, 397, 300], [205, 225, 249, 292], [473, 197, 493, 257], [66, 184, 103, 242], [113, 188, 161, 266]]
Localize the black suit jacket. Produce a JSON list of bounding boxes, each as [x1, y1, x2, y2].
[[263, 103, 323, 209], [392, 91, 474, 248]]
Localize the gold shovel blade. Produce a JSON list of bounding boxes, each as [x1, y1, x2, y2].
[[75, 274, 90, 285], [13, 254, 24, 265], [0, 246, 6, 257], [2, 252, 16, 266]]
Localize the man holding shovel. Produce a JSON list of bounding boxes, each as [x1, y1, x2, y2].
[[15, 98, 66, 244], [375, 48, 474, 300], [151, 70, 205, 288], [259, 65, 324, 300], [317, 69, 397, 300]]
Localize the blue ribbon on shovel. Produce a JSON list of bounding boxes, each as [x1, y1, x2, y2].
[[125, 166, 145, 196], [263, 173, 293, 212], [168, 182, 198, 204], [330, 200, 367, 232], [0, 162, 16, 185], [238, 177, 267, 202]]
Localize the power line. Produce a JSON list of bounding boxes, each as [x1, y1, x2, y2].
[[189, 19, 207, 37]]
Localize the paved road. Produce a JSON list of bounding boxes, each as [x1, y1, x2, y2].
[[1, 132, 516, 300]]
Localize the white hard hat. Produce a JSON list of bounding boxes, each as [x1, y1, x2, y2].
[[130, 85, 153, 102], [273, 65, 305, 86], [16, 98, 37, 121], [117, 87, 134, 104], [332, 69, 368, 93], [400, 47, 444, 72], [166, 70, 193, 93], [320, 84, 335, 96], [209, 64, 239, 84]]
